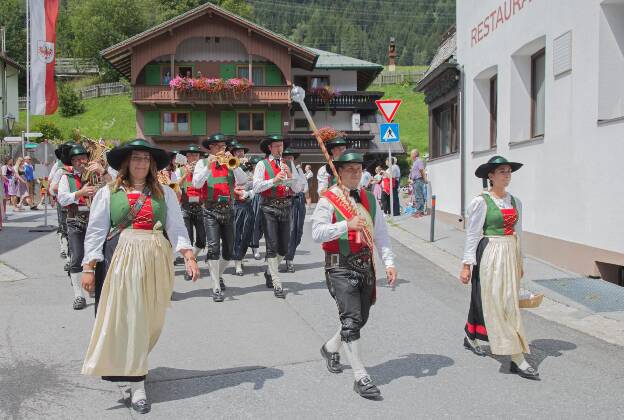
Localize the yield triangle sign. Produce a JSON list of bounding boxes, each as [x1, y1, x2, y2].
[[375, 99, 402, 123]]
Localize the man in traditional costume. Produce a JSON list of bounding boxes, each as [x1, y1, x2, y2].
[[316, 136, 347, 194], [312, 151, 397, 399], [460, 156, 538, 380], [193, 134, 246, 302], [252, 135, 305, 298], [281, 148, 306, 273], [80, 139, 199, 414]]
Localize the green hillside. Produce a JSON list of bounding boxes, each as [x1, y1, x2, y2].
[[20, 94, 136, 141]]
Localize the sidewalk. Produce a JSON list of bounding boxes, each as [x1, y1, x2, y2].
[[385, 211, 624, 347]]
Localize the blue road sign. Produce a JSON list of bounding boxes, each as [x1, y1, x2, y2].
[[380, 123, 400, 143]]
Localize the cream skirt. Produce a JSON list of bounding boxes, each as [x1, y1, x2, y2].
[[82, 228, 174, 377], [479, 235, 529, 355]]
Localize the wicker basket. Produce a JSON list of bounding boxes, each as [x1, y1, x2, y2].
[[519, 292, 544, 309]]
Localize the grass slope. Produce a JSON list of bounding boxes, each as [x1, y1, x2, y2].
[[20, 94, 136, 141]]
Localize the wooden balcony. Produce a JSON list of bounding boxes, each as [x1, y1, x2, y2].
[[292, 91, 384, 111], [286, 131, 373, 150], [132, 85, 291, 105]]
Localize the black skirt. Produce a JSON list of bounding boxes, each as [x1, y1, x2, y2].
[[464, 237, 489, 342]]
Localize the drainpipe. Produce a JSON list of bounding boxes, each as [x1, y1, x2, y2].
[[459, 64, 466, 229]]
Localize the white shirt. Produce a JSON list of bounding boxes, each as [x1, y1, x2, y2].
[[359, 170, 372, 189], [239, 168, 256, 200], [107, 166, 118, 180], [252, 155, 304, 194], [316, 165, 332, 194], [311, 186, 395, 268], [192, 157, 247, 190], [81, 185, 192, 265], [57, 171, 83, 206], [462, 192, 523, 265], [48, 161, 61, 181], [295, 165, 308, 193]]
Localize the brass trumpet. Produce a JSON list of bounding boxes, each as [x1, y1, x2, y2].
[[215, 152, 240, 169], [157, 170, 181, 194]]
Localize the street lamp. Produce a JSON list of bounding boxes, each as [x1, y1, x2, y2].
[[4, 112, 15, 134]]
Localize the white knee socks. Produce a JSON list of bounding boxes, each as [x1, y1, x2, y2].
[[193, 246, 201, 257], [325, 329, 343, 353], [343, 339, 368, 381], [70, 273, 84, 299], [267, 258, 281, 288], [131, 381, 146, 403], [208, 260, 221, 291], [511, 353, 531, 370], [235, 260, 243, 273], [218, 258, 228, 278]]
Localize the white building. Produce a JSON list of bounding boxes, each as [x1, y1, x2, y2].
[[418, 0, 624, 283], [0, 52, 22, 133]]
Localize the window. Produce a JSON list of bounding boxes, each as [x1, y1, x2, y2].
[[310, 76, 330, 89], [431, 99, 458, 158], [162, 112, 190, 135], [294, 118, 309, 131], [238, 112, 265, 134], [531, 49, 546, 137], [237, 66, 265, 84], [177, 66, 193, 78], [489, 75, 498, 148], [599, 3, 624, 121], [161, 67, 172, 85]]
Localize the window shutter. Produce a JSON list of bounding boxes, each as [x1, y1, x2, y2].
[[265, 64, 283, 86], [266, 111, 282, 135], [220, 63, 236, 79], [191, 111, 207, 136], [145, 64, 161, 86], [221, 110, 237, 135], [143, 111, 161, 136]]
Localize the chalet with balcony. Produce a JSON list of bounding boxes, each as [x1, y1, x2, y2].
[[101, 3, 386, 197]]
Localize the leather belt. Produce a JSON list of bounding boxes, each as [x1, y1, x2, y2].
[[325, 248, 372, 271], [203, 201, 232, 211], [261, 197, 292, 208]]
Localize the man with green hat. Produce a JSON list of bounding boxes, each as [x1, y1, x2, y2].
[[193, 133, 247, 302], [316, 136, 348, 195], [312, 150, 397, 399], [57, 144, 112, 310], [172, 144, 206, 279], [281, 148, 306, 273], [228, 141, 256, 276], [49, 141, 77, 266], [252, 135, 305, 298]]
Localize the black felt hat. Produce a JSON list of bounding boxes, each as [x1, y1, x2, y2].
[[106, 139, 170, 171], [55, 141, 77, 160], [60, 144, 88, 165], [259, 135, 289, 155], [475, 155, 523, 179]]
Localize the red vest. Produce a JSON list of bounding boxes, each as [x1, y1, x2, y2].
[[261, 158, 289, 198], [321, 188, 375, 255], [65, 173, 86, 206], [205, 161, 234, 202], [126, 192, 154, 230], [382, 177, 397, 194], [179, 168, 206, 202]]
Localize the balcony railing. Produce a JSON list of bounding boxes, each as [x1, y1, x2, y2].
[[292, 91, 384, 111], [132, 85, 291, 104], [286, 131, 373, 150]]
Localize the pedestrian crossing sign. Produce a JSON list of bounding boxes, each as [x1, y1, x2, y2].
[[380, 123, 400, 143]]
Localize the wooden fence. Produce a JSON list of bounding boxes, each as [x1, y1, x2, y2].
[[19, 82, 130, 109], [371, 70, 425, 86]]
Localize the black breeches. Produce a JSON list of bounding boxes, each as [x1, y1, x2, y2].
[[325, 267, 374, 342], [285, 193, 306, 260], [203, 207, 234, 261], [260, 203, 291, 259], [381, 192, 390, 214], [250, 195, 263, 248], [183, 205, 206, 249], [57, 205, 68, 237], [67, 219, 87, 274], [233, 201, 255, 260]]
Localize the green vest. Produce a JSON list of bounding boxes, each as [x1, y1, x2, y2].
[[109, 189, 166, 229], [331, 189, 376, 256], [482, 193, 517, 236]]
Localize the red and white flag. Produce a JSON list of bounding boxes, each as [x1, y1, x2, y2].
[[29, 0, 59, 115]]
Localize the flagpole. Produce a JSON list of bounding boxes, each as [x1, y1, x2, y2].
[[25, 0, 30, 157]]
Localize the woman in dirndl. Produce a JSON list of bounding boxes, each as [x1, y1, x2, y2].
[[80, 139, 200, 414], [459, 155, 539, 380]]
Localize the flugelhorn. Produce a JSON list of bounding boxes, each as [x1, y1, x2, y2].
[[215, 152, 239, 169]]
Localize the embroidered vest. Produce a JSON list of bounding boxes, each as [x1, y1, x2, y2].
[[178, 167, 206, 202], [65, 173, 85, 206], [204, 159, 234, 202], [322, 188, 376, 255], [482, 193, 518, 236], [110, 189, 166, 230], [261, 158, 290, 198]]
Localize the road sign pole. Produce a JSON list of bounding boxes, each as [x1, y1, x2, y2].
[[388, 146, 393, 220]]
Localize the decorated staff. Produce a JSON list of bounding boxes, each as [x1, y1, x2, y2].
[[316, 135, 347, 194], [229, 141, 255, 276], [193, 133, 247, 302], [80, 139, 198, 414], [460, 156, 539, 380], [252, 135, 305, 298], [174, 144, 206, 279], [311, 151, 397, 399], [281, 148, 306, 273]]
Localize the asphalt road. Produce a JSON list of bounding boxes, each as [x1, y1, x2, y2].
[[1, 210, 623, 419]]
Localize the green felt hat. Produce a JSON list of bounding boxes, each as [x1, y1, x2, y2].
[[55, 141, 77, 160], [475, 155, 523, 179], [282, 148, 300, 159], [259, 135, 289, 155], [61, 144, 88, 165], [106, 139, 170, 171], [178, 144, 202, 155], [327, 150, 363, 172], [326, 137, 348, 151], [201, 133, 230, 149], [248, 155, 263, 165], [228, 141, 249, 153]]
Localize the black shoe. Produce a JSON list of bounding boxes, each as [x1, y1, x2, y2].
[[353, 376, 381, 399], [286, 260, 295, 273], [131, 399, 151, 414], [184, 272, 192, 281], [274, 286, 285, 299], [320, 344, 343, 374], [220, 278, 226, 291], [264, 271, 273, 288], [463, 337, 486, 356], [174, 256, 185, 266], [30, 206, 39, 211], [73, 296, 86, 310], [510, 361, 540, 380], [213, 289, 225, 302]]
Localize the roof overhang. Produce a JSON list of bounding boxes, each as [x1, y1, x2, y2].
[[0, 54, 25, 72], [415, 62, 457, 92]]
